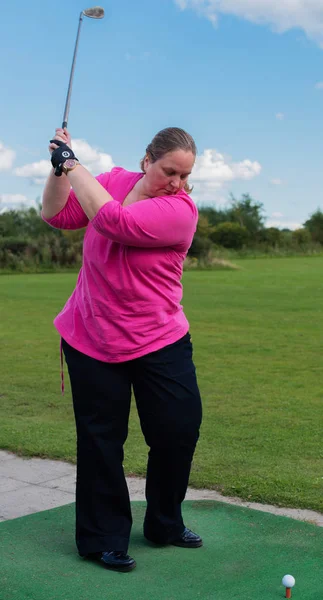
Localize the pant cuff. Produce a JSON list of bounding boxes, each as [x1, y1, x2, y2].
[[77, 535, 130, 556]]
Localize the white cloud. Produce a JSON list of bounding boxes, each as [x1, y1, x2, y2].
[[191, 148, 261, 204], [175, 1, 323, 47], [0, 193, 29, 205], [315, 81, 323, 89], [271, 211, 284, 218], [266, 219, 302, 230], [13, 140, 115, 184], [192, 148, 261, 184], [72, 139, 114, 174], [0, 194, 37, 213], [14, 160, 52, 184], [0, 142, 15, 171], [275, 113, 284, 120], [270, 178, 283, 185]]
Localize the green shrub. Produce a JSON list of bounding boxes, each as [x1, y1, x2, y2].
[[292, 228, 312, 245], [0, 236, 30, 254], [210, 222, 250, 249], [188, 234, 213, 259], [257, 227, 283, 246]]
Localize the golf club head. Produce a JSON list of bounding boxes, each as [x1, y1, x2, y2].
[[83, 6, 104, 19]]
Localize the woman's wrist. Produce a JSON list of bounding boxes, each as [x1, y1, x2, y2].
[[62, 159, 80, 175], [50, 140, 78, 177]]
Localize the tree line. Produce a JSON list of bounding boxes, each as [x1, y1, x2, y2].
[[190, 194, 323, 261], [0, 195, 323, 272]]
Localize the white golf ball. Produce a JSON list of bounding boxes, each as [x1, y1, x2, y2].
[[282, 575, 295, 588]]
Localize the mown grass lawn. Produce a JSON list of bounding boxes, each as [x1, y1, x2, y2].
[[1, 256, 323, 511]]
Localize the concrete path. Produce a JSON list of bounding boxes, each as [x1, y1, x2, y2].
[[1, 450, 322, 526]]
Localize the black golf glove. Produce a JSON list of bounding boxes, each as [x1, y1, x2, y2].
[[50, 140, 78, 177]]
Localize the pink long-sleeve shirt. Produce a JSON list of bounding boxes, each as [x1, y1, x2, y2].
[[42, 167, 198, 362]]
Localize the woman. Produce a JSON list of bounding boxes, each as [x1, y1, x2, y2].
[[42, 126, 203, 572]]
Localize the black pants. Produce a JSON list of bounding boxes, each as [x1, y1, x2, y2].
[[62, 333, 202, 555]]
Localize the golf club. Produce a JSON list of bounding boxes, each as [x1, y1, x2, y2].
[[62, 6, 104, 129]]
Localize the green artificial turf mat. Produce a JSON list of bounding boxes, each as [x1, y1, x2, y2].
[[1, 501, 322, 600]]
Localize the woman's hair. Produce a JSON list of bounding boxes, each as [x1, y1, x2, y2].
[[140, 127, 197, 194]]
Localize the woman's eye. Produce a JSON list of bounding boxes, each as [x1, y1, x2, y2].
[[164, 170, 188, 179]]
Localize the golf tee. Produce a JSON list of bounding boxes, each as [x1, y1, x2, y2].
[[285, 588, 292, 599]]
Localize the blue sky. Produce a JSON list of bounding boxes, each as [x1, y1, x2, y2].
[[1, 0, 323, 229]]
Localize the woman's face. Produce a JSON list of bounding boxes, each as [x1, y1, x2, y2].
[[143, 149, 195, 197]]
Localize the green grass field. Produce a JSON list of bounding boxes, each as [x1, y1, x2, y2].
[[1, 257, 323, 512]]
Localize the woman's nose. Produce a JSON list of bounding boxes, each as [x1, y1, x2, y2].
[[171, 176, 181, 190]]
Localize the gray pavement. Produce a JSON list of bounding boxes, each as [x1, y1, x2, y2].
[[1, 450, 323, 526]]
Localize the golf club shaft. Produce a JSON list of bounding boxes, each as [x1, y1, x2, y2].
[[62, 13, 84, 129]]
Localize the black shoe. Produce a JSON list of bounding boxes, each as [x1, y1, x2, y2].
[[172, 528, 203, 548], [85, 550, 136, 572]]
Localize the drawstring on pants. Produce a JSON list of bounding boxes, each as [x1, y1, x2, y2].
[[60, 338, 65, 395]]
